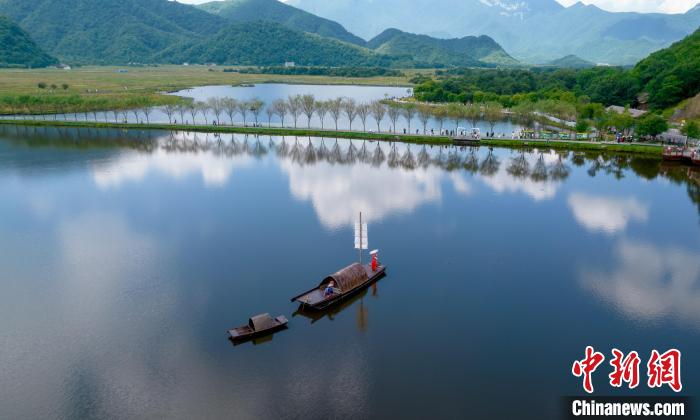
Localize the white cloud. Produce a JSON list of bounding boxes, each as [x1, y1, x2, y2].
[[177, 0, 698, 13], [555, 0, 697, 13]]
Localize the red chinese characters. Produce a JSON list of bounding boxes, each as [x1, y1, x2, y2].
[[572, 346, 606, 393], [609, 349, 640, 389], [572, 347, 683, 394], [647, 349, 682, 392]]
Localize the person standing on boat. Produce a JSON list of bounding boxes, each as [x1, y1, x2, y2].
[[325, 281, 335, 297]]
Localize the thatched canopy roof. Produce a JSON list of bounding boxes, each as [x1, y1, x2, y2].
[[320, 263, 368, 292], [249, 313, 275, 331]]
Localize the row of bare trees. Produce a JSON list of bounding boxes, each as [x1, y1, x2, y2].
[[117, 95, 506, 134]]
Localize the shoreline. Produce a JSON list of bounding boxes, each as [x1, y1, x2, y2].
[[0, 119, 664, 156]]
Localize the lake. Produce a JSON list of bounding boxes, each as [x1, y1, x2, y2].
[[2, 84, 522, 135], [0, 125, 698, 419]]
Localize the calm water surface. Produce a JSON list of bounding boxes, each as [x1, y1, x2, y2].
[[0, 125, 698, 419]]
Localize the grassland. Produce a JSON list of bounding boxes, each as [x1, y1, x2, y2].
[[0, 118, 663, 156], [0, 65, 413, 95], [0, 65, 414, 115]]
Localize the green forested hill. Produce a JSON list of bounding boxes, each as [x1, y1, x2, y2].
[[0, 0, 517, 68], [632, 26, 700, 109], [197, 0, 365, 45], [367, 28, 518, 67], [157, 21, 402, 67], [0, 0, 226, 63], [0, 15, 56, 67]]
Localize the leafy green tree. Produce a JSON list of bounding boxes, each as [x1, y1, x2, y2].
[[575, 119, 590, 133], [636, 114, 668, 139], [681, 121, 699, 142]]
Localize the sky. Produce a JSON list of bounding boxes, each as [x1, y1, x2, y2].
[[176, 0, 699, 14]]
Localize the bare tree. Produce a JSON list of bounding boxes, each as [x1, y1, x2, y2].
[[483, 101, 503, 134], [222, 98, 238, 125], [417, 104, 432, 134], [249, 98, 264, 125], [141, 106, 152, 124], [164, 104, 176, 124], [272, 99, 287, 127], [327, 97, 343, 130], [465, 102, 481, 129], [315, 100, 329, 129], [433, 106, 447, 133], [300, 94, 316, 128], [131, 108, 141, 124], [265, 105, 274, 127], [370, 101, 386, 132], [387, 103, 400, 132], [448, 103, 463, 132], [402, 104, 416, 133], [196, 101, 209, 124], [357, 103, 370, 131], [287, 95, 302, 128], [343, 98, 358, 130], [208, 98, 223, 124], [237, 101, 249, 126], [188, 103, 199, 124], [176, 104, 186, 124]]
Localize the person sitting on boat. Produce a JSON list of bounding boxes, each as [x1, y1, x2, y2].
[[324, 281, 335, 297]]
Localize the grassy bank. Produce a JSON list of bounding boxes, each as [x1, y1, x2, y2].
[[0, 118, 664, 156]]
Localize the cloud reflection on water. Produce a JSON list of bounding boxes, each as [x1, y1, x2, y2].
[[567, 193, 649, 234], [478, 150, 565, 201], [92, 135, 255, 189], [280, 140, 472, 228], [580, 240, 700, 328]]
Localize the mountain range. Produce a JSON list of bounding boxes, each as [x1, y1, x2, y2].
[[287, 0, 700, 65], [0, 0, 697, 69], [0, 0, 513, 68], [0, 14, 56, 68]]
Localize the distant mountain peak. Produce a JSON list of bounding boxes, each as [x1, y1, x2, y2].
[[479, 0, 563, 14]]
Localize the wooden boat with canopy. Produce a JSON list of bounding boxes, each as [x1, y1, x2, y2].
[[291, 261, 386, 311], [227, 313, 288, 342], [663, 146, 685, 161]]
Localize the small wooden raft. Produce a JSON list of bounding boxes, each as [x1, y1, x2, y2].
[[227, 313, 288, 342]]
